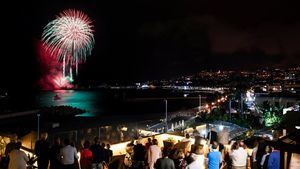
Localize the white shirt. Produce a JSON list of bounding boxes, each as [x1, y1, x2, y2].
[[230, 147, 248, 167], [147, 145, 162, 169], [60, 145, 78, 165], [260, 153, 270, 167], [9, 149, 29, 169], [186, 153, 205, 169], [252, 146, 258, 162]]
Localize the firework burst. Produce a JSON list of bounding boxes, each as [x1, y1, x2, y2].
[[42, 9, 94, 78]]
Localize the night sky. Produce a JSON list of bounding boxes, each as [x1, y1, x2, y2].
[[1, 0, 300, 90]]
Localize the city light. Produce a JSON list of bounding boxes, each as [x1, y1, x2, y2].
[[218, 125, 224, 131]]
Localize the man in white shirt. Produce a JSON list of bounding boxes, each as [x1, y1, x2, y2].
[[60, 139, 79, 169], [229, 142, 248, 169], [147, 139, 162, 169], [8, 142, 29, 169]]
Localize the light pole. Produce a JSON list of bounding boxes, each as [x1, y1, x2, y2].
[[37, 114, 40, 140], [240, 93, 244, 118], [165, 99, 168, 133], [199, 94, 202, 112]]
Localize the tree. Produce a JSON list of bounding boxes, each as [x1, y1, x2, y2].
[[257, 103, 284, 128]]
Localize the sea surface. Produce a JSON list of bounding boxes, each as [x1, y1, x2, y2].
[[35, 89, 209, 117]]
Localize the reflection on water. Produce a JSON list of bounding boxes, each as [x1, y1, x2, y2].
[[37, 90, 101, 117], [36, 89, 204, 118]]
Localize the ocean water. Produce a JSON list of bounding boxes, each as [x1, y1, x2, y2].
[[35, 89, 206, 117]]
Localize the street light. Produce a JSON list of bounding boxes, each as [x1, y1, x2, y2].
[[240, 93, 244, 117], [199, 94, 202, 112], [37, 114, 40, 140]]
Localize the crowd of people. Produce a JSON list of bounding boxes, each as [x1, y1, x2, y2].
[[0, 128, 281, 169], [1, 132, 113, 169], [122, 127, 281, 169]]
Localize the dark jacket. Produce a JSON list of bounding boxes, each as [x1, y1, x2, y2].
[[35, 139, 50, 160], [90, 144, 105, 163], [133, 144, 146, 161], [154, 157, 175, 169]]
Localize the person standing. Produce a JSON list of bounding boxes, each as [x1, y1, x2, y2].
[[5, 134, 18, 157], [260, 145, 270, 169], [8, 141, 29, 169], [229, 142, 248, 169], [147, 139, 162, 169], [256, 139, 267, 169], [90, 137, 105, 169], [105, 144, 113, 164], [154, 148, 175, 169], [172, 149, 187, 169], [251, 140, 259, 169], [60, 138, 79, 169], [145, 138, 152, 150], [132, 140, 146, 169], [186, 144, 205, 169], [35, 132, 50, 169], [267, 145, 280, 169], [80, 140, 93, 169], [49, 137, 62, 169], [207, 141, 222, 169]]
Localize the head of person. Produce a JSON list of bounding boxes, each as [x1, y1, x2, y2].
[[15, 141, 22, 150], [211, 127, 216, 132], [152, 139, 158, 145], [54, 137, 61, 145], [239, 140, 246, 149], [148, 137, 152, 143], [265, 145, 271, 154], [212, 141, 219, 150], [40, 132, 48, 140], [101, 142, 106, 148], [194, 144, 204, 155], [135, 139, 141, 145], [64, 138, 70, 146], [174, 149, 185, 159], [162, 147, 171, 157], [231, 141, 239, 150], [106, 144, 111, 149], [186, 133, 190, 139], [71, 142, 76, 147], [83, 140, 90, 149], [94, 137, 100, 144], [11, 134, 18, 142]]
